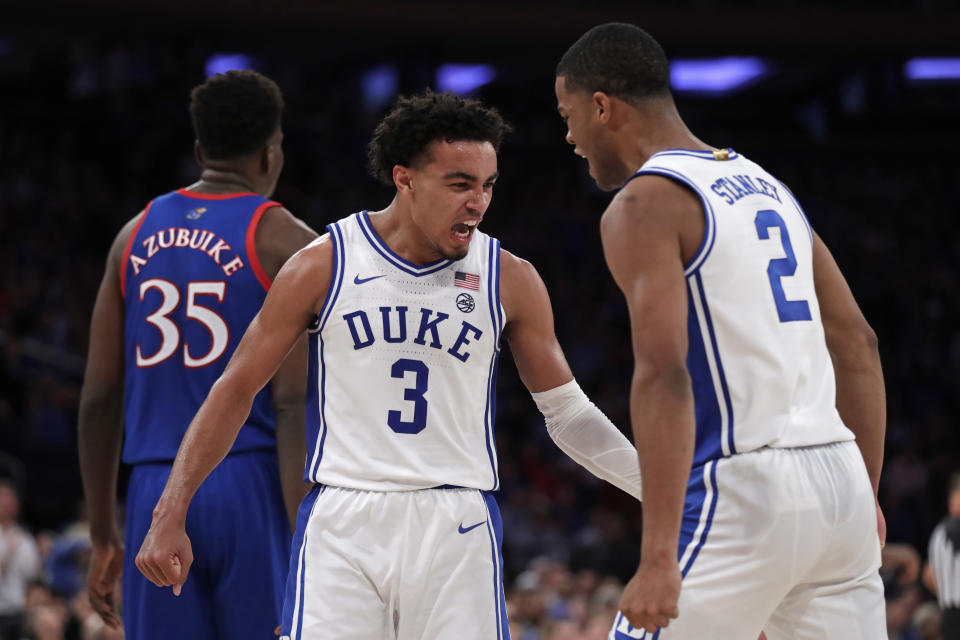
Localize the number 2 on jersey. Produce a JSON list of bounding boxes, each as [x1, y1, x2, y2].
[[754, 209, 812, 323], [388, 358, 429, 434]]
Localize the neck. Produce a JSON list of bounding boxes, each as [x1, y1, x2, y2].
[[619, 99, 712, 174], [367, 197, 445, 266], [188, 167, 260, 196]]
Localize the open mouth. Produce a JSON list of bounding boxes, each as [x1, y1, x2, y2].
[[452, 220, 478, 243]]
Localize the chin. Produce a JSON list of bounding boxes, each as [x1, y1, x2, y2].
[[442, 246, 471, 262]]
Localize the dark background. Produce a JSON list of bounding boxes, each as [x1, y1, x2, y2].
[[1, 0, 958, 602]]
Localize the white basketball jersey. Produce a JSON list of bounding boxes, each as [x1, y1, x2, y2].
[[634, 148, 854, 465], [303, 211, 504, 491]]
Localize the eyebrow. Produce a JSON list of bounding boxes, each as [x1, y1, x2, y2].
[[443, 171, 500, 182], [443, 171, 477, 182]]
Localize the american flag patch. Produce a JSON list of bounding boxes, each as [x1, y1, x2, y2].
[[454, 271, 480, 290]]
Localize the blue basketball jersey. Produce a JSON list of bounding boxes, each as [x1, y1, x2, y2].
[[121, 189, 279, 464]]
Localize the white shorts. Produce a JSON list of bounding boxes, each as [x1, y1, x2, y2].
[[611, 440, 887, 640], [280, 485, 508, 640]]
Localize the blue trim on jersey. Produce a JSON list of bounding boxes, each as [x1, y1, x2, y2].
[[627, 167, 717, 276], [310, 337, 329, 482], [306, 224, 345, 482], [356, 211, 453, 276], [610, 464, 720, 640], [316, 222, 346, 332], [483, 492, 508, 640], [483, 238, 503, 490], [681, 461, 719, 577], [777, 181, 814, 246], [649, 147, 738, 161], [684, 280, 725, 466], [493, 240, 504, 345], [303, 334, 322, 483], [693, 273, 736, 456], [281, 484, 324, 640], [610, 611, 655, 639]]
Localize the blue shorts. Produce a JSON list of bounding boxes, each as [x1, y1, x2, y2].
[[123, 450, 292, 640]]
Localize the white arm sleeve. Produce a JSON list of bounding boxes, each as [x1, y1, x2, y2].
[[531, 379, 643, 502]]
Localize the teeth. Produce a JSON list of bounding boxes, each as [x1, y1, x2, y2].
[[464, 221, 478, 227]]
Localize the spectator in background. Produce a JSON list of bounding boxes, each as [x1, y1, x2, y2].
[[925, 471, 960, 639], [0, 479, 41, 639]]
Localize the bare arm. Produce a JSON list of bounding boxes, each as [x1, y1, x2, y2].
[[77, 212, 142, 628], [812, 232, 885, 496], [601, 176, 701, 633], [500, 250, 573, 392], [255, 207, 318, 530], [136, 237, 333, 591], [922, 562, 937, 595], [500, 250, 643, 499]]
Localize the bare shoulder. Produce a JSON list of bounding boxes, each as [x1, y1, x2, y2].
[[283, 232, 334, 278], [108, 209, 149, 274], [269, 232, 337, 317], [255, 206, 320, 280], [603, 174, 700, 234], [602, 174, 703, 271], [258, 205, 317, 245], [498, 247, 550, 325], [499, 247, 538, 281]]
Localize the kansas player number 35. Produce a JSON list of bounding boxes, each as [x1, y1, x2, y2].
[[137, 279, 229, 368]]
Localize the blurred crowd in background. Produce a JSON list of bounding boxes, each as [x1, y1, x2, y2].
[[0, 17, 958, 640]]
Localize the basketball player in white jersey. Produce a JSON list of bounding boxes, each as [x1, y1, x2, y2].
[[555, 23, 888, 640], [134, 90, 645, 639]]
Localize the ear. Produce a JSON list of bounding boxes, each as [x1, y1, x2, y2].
[[592, 91, 613, 124], [393, 165, 415, 196], [260, 144, 275, 175], [194, 140, 205, 166]]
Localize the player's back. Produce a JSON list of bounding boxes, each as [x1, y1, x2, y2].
[[120, 188, 279, 464], [634, 149, 854, 466]]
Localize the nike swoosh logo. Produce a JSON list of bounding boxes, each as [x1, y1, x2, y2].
[[457, 520, 486, 534], [354, 274, 385, 285]]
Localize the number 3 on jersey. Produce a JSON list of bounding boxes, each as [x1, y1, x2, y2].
[[754, 209, 812, 323], [137, 279, 229, 368], [388, 358, 429, 434]]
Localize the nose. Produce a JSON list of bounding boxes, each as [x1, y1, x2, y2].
[[565, 129, 574, 145], [466, 188, 489, 213]]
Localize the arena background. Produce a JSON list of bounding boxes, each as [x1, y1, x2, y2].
[[1, 1, 958, 637]]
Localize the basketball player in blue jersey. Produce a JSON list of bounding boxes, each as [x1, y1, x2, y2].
[[555, 23, 888, 640], [78, 70, 317, 639], [135, 90, 646, 639]]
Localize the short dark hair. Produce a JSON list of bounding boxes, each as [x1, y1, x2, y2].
[[556, 22, 670, 104], [367, 90, 511, 185], [189, 69, 284, 160]]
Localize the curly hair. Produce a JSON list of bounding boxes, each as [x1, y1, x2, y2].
[[189, 69, 284, 160], [367, 90, 511, 185], [556, 23, 670, 104]]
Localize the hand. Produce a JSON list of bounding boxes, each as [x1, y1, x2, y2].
[[619, 559, 682, 634], [87, 540, 124, 629], [135, 516, 193, 596], [876, 499, 886, 549]]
